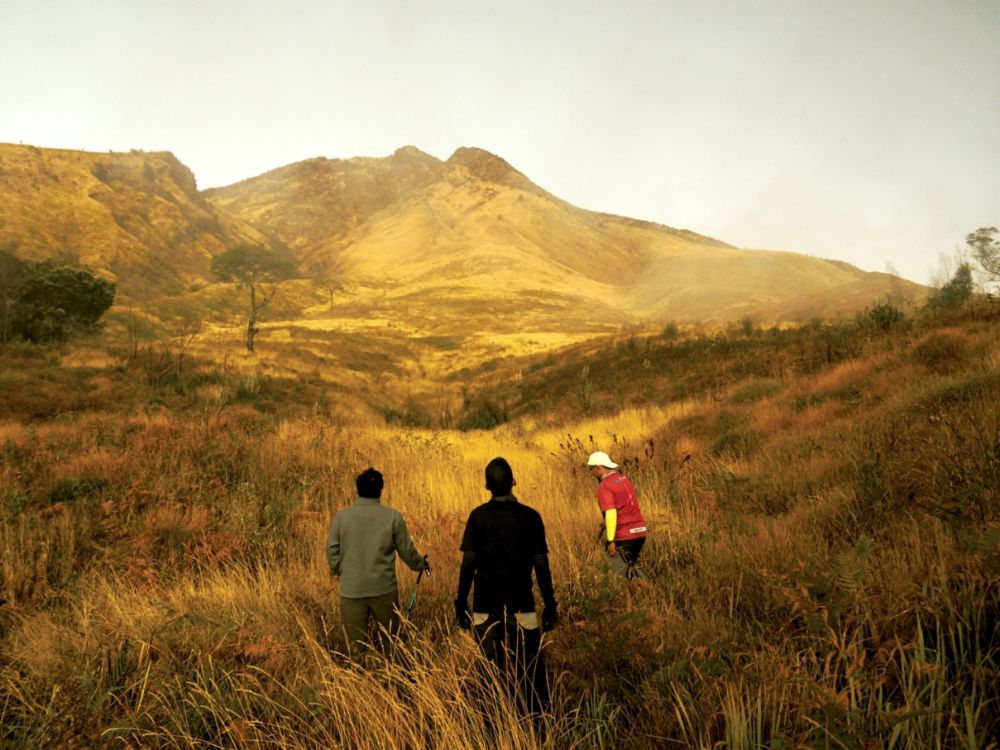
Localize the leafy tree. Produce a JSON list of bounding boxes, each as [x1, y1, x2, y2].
[[211, 244, 295, 352], [661, 321, 680, 341], [928, 262, 974, 311], [8, 259, 115, 343], [966, 226, 999, 282], [315, 256, 346, 312], [0, 247, 29, 343]]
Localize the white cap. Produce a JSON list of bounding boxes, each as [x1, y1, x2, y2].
[[587, 451, 619, 469]]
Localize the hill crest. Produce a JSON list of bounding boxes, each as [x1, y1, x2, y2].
[[0, 141, 926, 333]]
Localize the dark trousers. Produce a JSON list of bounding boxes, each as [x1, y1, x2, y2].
[[341, 591, 399, 655], [473, 613, 550, 716], [609, 536, 646, 578], [618, 536, 645, 564]]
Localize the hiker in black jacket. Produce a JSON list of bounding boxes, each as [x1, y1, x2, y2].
[[455, 457, 557, 716]]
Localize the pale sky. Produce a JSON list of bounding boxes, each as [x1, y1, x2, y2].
[[3, 0, 998, 284]]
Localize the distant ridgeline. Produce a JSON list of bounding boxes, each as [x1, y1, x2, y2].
[[0, 142, 926, 332]]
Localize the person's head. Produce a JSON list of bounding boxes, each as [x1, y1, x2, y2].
[[356, 467, 384, 499], [587, 451, 618, 479], [484, 457, 515, 496]]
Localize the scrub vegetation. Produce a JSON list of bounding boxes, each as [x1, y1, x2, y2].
[[1, 300, 998, 748]]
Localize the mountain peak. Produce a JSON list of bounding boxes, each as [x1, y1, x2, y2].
[[446, 147, 538, 192], [392, 145, 438, 162]]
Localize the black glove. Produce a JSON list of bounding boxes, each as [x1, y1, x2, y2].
[[542, 601, 558, 631], [454, 599, 472, 630], [422, 555, 431, 574]]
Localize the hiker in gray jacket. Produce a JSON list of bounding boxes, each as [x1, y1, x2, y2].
[[326, 467, 428, 654]]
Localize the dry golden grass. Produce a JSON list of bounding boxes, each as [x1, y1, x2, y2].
[[0, 305, 998, 748]]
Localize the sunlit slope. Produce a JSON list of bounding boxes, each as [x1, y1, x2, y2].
[[210, 145, 925, 326], [203, 146, 450, 255], [0, 143, 267, 301], [1, 141, 926, 333], [627, 244, 923, 322]]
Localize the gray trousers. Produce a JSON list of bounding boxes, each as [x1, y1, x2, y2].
[[340, 590, 400, 655]]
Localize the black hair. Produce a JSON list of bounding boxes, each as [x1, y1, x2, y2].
[[356, 467, 384, 499], [484, 457, 514, 496]]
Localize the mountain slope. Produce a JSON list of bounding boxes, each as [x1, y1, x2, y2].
[[1, 142, 926, 334], [208, 145, 923, 325], [0, 144, 266, 301]]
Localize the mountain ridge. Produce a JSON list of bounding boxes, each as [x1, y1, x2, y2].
[[0, 141, 925, 334]]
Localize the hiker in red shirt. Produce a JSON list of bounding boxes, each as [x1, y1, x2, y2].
[[587, 451, 647, 578]]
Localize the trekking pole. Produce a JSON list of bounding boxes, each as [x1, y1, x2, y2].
[[405, 556, 430, 619]]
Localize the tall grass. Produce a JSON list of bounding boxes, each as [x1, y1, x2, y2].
[[1, 306, 998, 747]]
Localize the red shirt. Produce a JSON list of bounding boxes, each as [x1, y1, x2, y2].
[[597, 472, 647, 541]]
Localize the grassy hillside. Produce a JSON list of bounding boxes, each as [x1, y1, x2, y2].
[[203, 146, 450, 256], [2, 142, 929, 362], [445, 305, 932, 429], [0, 144, 268, 303], [210, 145, 929, 327], [1, 301, 997, 747]]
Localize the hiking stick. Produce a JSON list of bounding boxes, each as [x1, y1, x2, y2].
[[405, 556, 429, 619]]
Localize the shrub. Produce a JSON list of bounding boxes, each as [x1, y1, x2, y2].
[[11, 260, 115, 342], [527, 354, 557, 373], [866, 302, 904, 332], [1, 491, 29, 518], [710, 430, 760, 458], [914, 333, 969, 374], [381, 400, 431, 428], [46, 477, 109, 505], [729, 379, 782, 404], [927, 263, 974, 311], [458, 399, 509, 430]]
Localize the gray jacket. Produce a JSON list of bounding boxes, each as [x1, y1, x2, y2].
[[326, 496, 424, 598]]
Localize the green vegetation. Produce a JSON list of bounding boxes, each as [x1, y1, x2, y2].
[[967, 226, 999, 283], [865, 301, 905, 332], [0, 248, 115, 343], [929, 262, 975, 311]]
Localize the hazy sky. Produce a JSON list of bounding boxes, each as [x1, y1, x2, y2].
[[3, 0, 998, 284]]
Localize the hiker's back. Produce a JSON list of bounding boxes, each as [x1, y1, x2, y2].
[[463, 499, 546, 614], [336, 500, 402, 597]]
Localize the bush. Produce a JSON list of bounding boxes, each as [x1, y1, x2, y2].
[[927, 263, 973, 311], [710, 430, 760, 458], [729, 379, 782, 404], [381, 400, 431, 428], [47, 477, 109, 505], [458, 399, 509, 430], [914, 333, 969, 374], [4, 255, 115, 343], [866, 302, 905, 332]]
